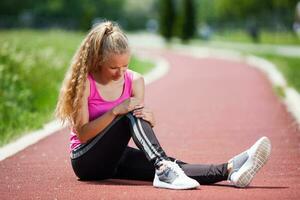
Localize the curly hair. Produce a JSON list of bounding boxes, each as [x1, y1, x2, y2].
[[55, 21, 129, 131]]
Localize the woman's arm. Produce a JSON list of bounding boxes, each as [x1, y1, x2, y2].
[[132, 71, 145, 102], [78, 111, 117, 143], [132, 71, 156, 127], [75, 78, 116, 143], [76, 77, 143, 143]]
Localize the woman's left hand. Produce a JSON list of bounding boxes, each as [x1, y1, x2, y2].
[[132, 107, 156, 127]]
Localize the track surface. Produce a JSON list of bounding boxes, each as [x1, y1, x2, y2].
[[1, 49, 300, 199]]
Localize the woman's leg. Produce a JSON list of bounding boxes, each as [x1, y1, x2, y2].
[[70, 113, 169, 180], [113, 147, 228, 185], [114, 136, 271, 187], [71, 115, 132, 180], [126, 113, 169, 163], [113, 146, 155, 181], [71, 112, 227, 184], [179, 161, 228, 184]]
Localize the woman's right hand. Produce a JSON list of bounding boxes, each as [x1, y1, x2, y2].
[[112, 97, 144, 116]]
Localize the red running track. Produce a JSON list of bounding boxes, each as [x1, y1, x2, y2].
[[1, 49, 300, 200]]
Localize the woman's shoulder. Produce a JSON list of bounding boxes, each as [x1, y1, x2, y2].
[[127, 69, 143, 82], [128, 69, 145, 99]]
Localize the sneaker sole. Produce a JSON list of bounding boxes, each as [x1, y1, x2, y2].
[[153, 182, 199, 190], [153, 175, 199, 190], [234, 136, 271, 188]]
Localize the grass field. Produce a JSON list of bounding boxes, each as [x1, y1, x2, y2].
[[212, 30, 300, 46], [257, 54, 300, 94], [0, 29, 154, 147]]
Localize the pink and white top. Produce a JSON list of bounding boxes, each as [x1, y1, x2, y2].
[[69, 70, 134, 151]]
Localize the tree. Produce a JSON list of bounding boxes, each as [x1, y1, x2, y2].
[[215, 0, 299, 29], [159, 0, 176, 41], [177, 0, 197, 42], [0, 0, 126, 30]]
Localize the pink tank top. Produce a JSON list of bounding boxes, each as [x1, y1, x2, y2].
[[69, 70, 134, 151]]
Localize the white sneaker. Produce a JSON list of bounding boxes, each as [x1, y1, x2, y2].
[[153, 160, 200, 190], [229, 136, 272, 187]]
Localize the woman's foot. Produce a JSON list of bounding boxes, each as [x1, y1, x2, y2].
[[153, 160, 200, 190], [228, 136, 272, 188]]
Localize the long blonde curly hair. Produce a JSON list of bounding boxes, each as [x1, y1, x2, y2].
[[55, 21, 129, 131]]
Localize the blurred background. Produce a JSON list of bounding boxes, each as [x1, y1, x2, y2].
[[1, 0, 299, 146], [0, 0, 299, 43]]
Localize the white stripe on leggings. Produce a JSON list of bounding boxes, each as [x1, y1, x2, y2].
[[136, 117, 163, 158], [127, 114, 161, 159]]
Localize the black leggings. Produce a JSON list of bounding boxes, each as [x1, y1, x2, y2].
[[71, 113, 228, 184]]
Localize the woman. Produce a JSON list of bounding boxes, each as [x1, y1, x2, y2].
[[55, 21, 271, 190]]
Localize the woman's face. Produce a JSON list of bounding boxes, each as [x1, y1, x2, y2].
[[100, 52, 130, 81]]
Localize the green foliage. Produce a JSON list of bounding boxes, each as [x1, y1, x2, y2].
[[260, 54, 300, 94], [123, 0, 157, 30], [159, 0, 176, 41], [0, 30, 81, 146], [0, 0, 149, 30], [159, 0, 197, 42], [212, 30, 300, 45], [0, 0, 35, 15], [195, 0, 217, 24], [213, 0, 299, 29], [0, 0, 159, 31], [32, 0, 125, 30]]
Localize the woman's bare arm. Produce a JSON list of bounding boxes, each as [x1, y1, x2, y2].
[[76, 78, 117, 143], [132, 71, 156, 127], [132, 71, 145, 102]]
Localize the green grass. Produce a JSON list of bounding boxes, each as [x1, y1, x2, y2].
[[255, 53, 300, 94], [129, 57, 154, 75], [212, 30, 300, 46], [0, 29, 154, 147]]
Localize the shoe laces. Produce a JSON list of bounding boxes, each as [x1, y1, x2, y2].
[[161, 160, 185, 177]]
